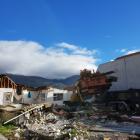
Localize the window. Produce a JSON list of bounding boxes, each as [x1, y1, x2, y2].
[[4, 92, 11, 103], [5, 94, 11, 101], [16, 86, 22, 95], [53, 93, 63, 101]]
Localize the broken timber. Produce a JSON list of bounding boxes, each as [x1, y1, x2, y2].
[[3, 104, 44, 125]]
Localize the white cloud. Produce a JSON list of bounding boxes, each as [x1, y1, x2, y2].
[[120, 48, 127, 53], [57, 42, 97, 55], [125, 49, 140, 55], [57, 42, 77, 50], [116, 48, 140, 55], [0, 40, 98, 78]]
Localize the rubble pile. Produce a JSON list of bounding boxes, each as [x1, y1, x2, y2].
[[12, 104, 140, 140], [1, 103, 140, 139], [24, 113, 133, 140], [20, 108, 87, 139]]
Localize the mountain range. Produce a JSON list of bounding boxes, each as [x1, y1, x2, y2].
[[7, 74, 80, 88]]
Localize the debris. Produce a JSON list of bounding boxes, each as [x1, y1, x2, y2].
[[0, 134, 8, 140], [1, 102, 140, 139], [14, 132, 20, 139], [3, 104, 44, 125]]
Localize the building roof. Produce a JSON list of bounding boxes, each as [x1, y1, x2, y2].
[[0, 74, 31, 88], [116, 51, 140, 60]]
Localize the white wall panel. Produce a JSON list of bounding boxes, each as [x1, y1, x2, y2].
[[98, 53, 140, 91]]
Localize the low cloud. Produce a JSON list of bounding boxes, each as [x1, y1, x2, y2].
[[117, 48, 140, 55], [0, 40, 98, 78], [125, 49, 140, 55], [57, 42, 97, 55]]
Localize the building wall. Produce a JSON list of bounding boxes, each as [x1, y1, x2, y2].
[[98, 60, 127, 91], [46, 88, 69, 105], [0, 88, 15, 105], [125, 54, 140, 89], [32, 90, 46, 104], [29, 87, 73, 105], [44, 88, 72, 105], [22, 90, 34, 104], [98, 53, 140, 91], [23, 90, 47, 104], [20, 87, 73, 105]]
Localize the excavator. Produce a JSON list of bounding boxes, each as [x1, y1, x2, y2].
[[68, 69, 140, 114], [64, 69, 117, 112], [74, 69, 117, 103]]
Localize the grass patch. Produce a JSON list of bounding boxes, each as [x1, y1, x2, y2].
[[0, 124, 16, 136]]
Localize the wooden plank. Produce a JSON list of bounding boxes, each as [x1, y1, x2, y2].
[[4, 104, 44, 125]]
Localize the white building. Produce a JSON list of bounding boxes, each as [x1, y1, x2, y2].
[[0, 75, 23, 105], [97, 52, 140, 91], [28, 86, 73, 105], [22, 89, 34, 104], [0, 75, 73, 105]]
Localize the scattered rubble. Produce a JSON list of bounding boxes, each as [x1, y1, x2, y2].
[[1, 103, 140, 139]]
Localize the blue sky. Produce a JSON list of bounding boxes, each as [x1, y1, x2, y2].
[[0, 0, 140, 78]]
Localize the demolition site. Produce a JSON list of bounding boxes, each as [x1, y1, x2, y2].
[[0, 52, 140, 140]]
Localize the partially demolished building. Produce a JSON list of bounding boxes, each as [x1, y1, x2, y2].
[[0, 74, 73, 105], [0, 74, 24, 105]]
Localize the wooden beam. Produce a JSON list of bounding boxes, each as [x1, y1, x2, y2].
[[4, 104, 44, 125], [8, 77, 9, 88], [6, 76, 17, 87], [0, 78, 2, 88], [14, 83, 16, 89], [1, 77, 3, 88], [4, 77, 5, 88]]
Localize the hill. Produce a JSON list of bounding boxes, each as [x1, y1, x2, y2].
[[6, 74, 80, 88]]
